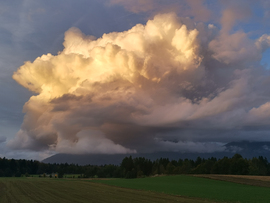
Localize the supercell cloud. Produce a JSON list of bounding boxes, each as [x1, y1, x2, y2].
[[9, 13, 270, 154]]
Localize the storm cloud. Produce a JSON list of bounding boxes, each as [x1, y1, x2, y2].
[[9, 12, 270, 154]]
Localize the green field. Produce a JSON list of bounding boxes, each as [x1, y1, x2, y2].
[[94, 175, 270, 203], [1, 175, 270, 203], [0, 177, 215, 203]]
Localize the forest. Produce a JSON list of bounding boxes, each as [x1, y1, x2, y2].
[[0, 153, 269, 178]]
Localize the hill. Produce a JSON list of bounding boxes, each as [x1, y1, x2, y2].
[[42, 141, 270, 165]]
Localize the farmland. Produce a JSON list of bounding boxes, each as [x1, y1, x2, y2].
[[0, 177, 215, 203], [94, 175, 270, 203], [1, 175, 270, 203], [194, 174, 270, 188]]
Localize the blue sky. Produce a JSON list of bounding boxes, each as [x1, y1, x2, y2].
[[1, 0, 270, 160]]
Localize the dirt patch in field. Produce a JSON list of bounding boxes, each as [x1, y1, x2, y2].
[[193, 174, 270, 188]]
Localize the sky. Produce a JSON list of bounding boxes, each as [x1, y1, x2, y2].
[[1, 0, 270, 160]]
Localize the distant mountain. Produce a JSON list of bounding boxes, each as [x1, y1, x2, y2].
[[42, 141, 270, 165], [42, 152, 230, 165], [225, 140, 270, 151], [224, 140, 270, 158]]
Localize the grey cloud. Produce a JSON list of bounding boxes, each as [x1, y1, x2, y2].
[[154, 139, 226, 153], [0, 136, 6, 143], [108, 0, 212, 22]]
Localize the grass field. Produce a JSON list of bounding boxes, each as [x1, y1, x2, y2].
[[0, 177, 216, 203], [1, 175, 270, 203], [194, 174, 270, 188], [94, 175, 270, 203]]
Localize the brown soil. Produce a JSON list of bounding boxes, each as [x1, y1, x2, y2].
[[193, 174, 270, 187]]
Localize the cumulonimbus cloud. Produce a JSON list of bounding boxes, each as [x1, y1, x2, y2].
[[9, 13, 270, 154]]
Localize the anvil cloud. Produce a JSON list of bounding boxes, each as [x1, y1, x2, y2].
[[9, 12, 270, 154]]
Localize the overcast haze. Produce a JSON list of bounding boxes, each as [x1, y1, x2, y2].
[[1, 0, 270, 160]]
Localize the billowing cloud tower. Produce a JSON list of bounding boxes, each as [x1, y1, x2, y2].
[[10, 13, 270, 154]]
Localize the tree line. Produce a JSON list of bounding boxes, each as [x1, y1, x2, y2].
[[0, 154, 269, 178]]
